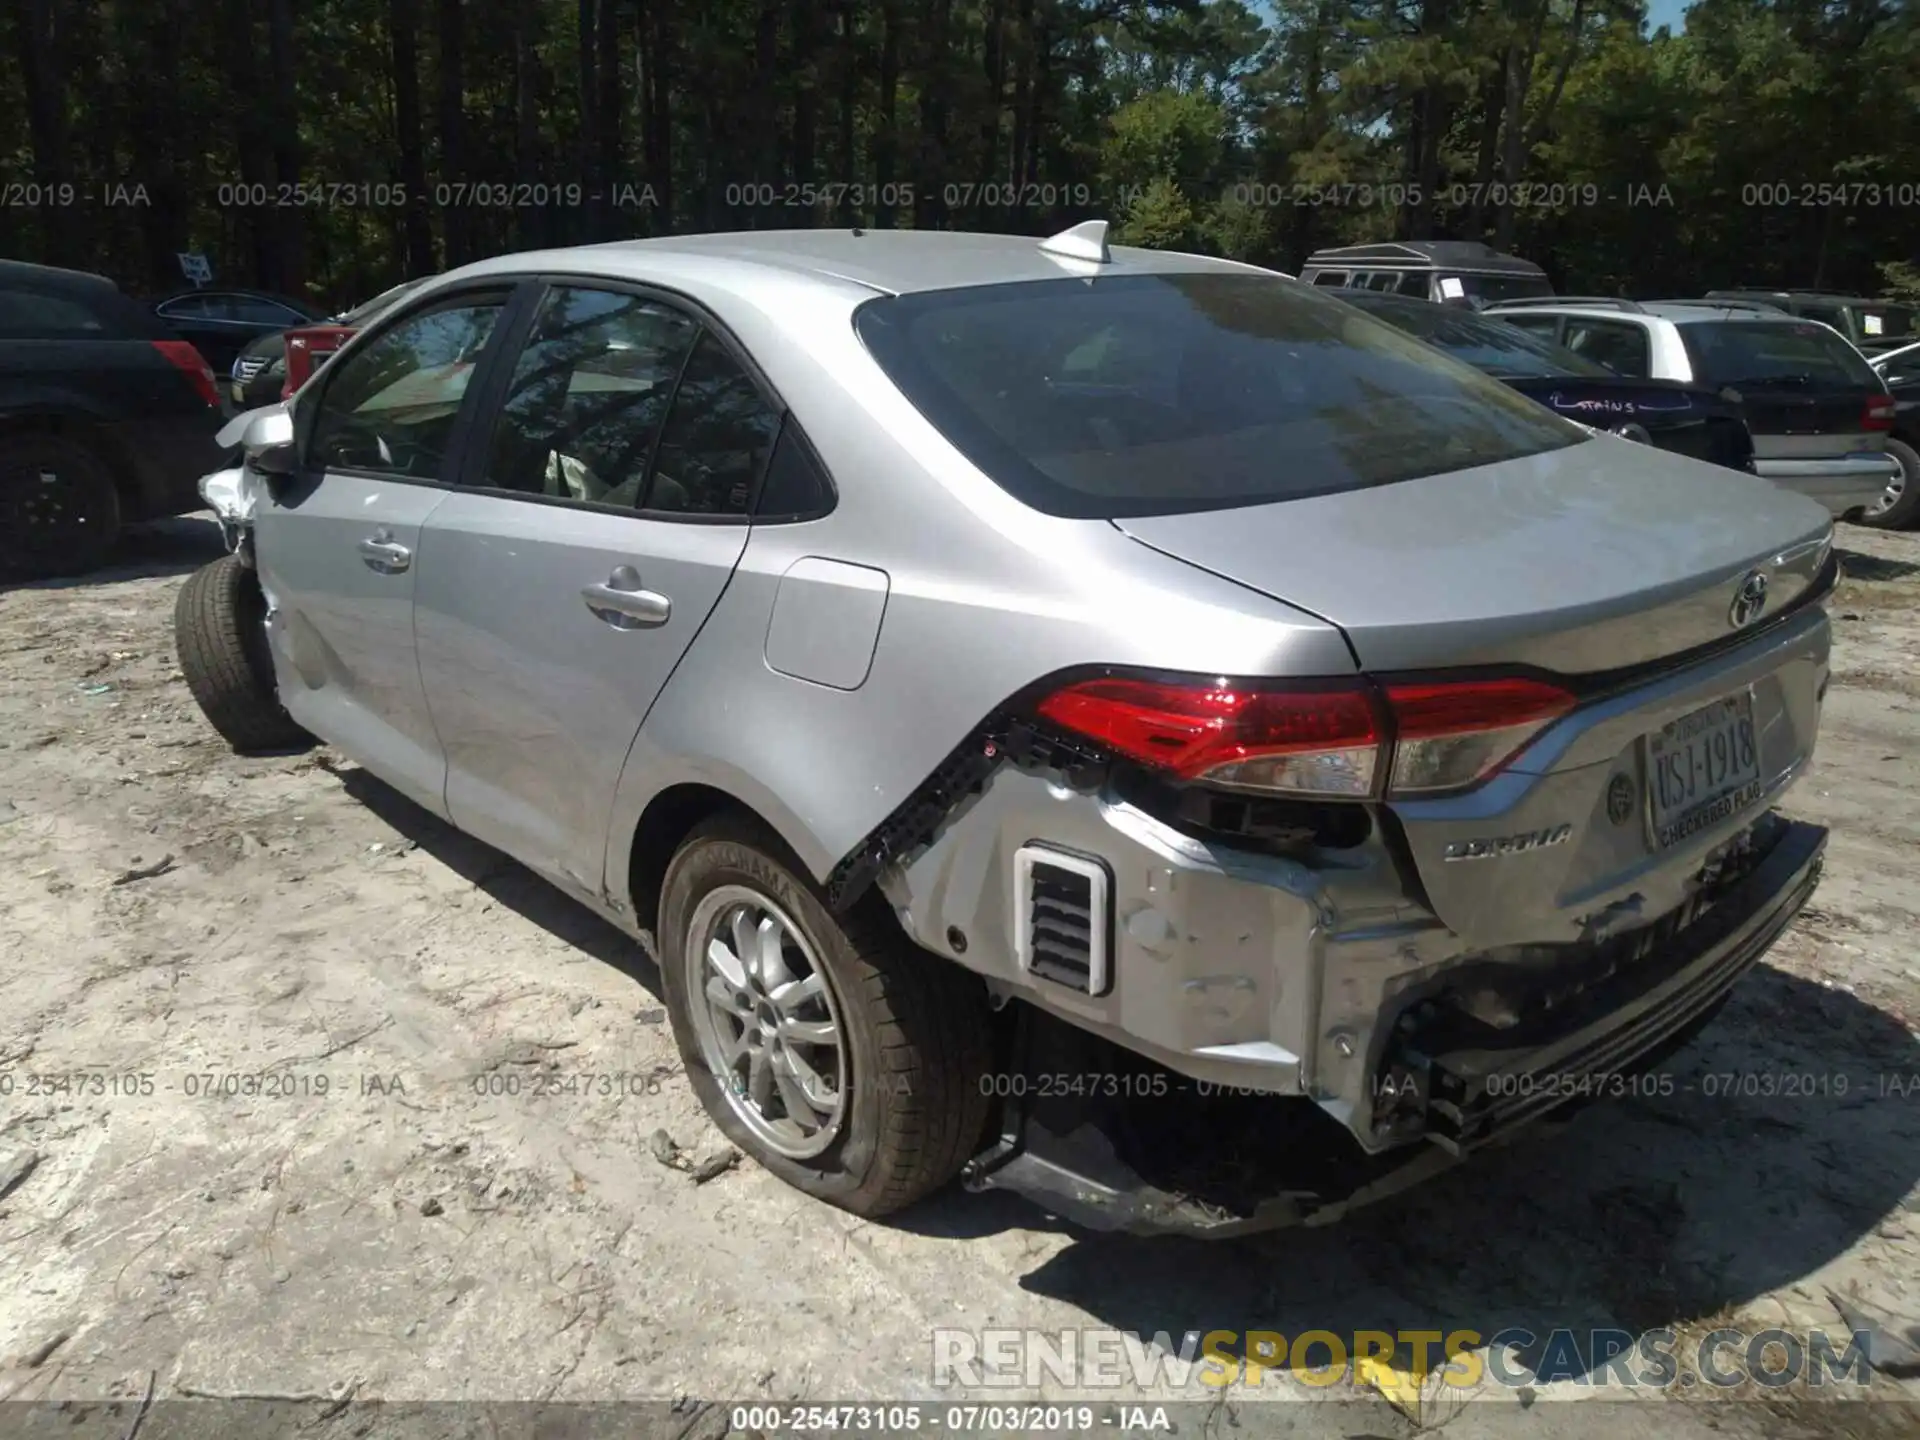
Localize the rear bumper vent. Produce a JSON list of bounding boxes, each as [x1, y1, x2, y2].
[[1014, 844, 1111, 996]]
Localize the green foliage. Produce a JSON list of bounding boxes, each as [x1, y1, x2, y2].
[[0, 0, 1914, 298], [1116, 175, 1199, 249]]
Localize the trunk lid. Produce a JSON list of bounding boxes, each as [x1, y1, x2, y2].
[[1114, 439, 1834, 954], [1111, 435, 1831, 676]]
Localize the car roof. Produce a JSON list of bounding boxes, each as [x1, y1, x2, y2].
[[1487, 300, 1827, 327], [447, 226, 1277, 299], [0, 257, 121, 293], [1302, 240, 1545, 276], [1638, 302, 1834, 325], [1487, 302, 1657, 323]]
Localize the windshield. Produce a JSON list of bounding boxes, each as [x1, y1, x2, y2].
[[1451, 273, 1555, 304], [1347, 297, 1612, 380], [853, 272, 1587, 519], [1679, 319, 1882, 390]]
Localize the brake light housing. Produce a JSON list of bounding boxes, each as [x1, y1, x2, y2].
[[152, 339, 219, 408], [1863, 394, 1895, 432], [1034, 671, 1575, 801]]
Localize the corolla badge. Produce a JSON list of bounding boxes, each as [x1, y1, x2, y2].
[[1729, 569, 1770, 629], [1442, 825, 1573, 862]]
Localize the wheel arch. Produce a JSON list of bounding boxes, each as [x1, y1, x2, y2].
[[615, 767, 835, 941]]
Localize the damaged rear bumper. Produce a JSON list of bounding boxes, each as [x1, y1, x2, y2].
[[961, 816, 1826, 1236]]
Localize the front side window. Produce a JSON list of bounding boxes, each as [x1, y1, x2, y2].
[[854, 272, 1587, 519], [231, 296, 304, 326], [479, 286, 698, 507], [1496, 313, 1563, 342], [308, 298, 503, 478], [161, 294, 226, 320]]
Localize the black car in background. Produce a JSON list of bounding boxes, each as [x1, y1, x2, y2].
[[151, 287, 329, 374], [1337, 288, 1757, 473], [1868, 340, 1920, 527], [1704, 290, 1918, 358], [1, 259, 226, 578]]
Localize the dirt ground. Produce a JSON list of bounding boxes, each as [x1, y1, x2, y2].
[[1, 516, 1918, 1440]]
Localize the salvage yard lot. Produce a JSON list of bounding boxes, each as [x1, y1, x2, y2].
[[1, 517, 1918, 1439]]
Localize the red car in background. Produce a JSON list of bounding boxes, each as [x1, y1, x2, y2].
[[280, 323, 359, 397], [281, 277, 434, 398], [226, 277, 434, 410]]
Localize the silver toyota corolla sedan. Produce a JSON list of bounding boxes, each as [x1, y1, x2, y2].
[[180, 222, 1835, 1235]]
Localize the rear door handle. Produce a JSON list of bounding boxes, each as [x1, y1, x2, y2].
[[582, 564, 671, 629], [358, 530, 412, 573]]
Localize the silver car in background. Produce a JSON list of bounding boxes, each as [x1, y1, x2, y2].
[[181, 222, 1834, 1235]]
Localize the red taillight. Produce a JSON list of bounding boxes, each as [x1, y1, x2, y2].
[[1038, 677, 1383, 797], [1863, 394, 1895, 432], [1035, 672, 1576, 799], [152, 340, 219, 408]]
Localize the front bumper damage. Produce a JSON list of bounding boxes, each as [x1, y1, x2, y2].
[[956, 814, 1825, 1236]]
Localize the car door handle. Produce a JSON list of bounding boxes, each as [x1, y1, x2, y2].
[[358, 532, 412, 573], [582, 565, 671, 629]]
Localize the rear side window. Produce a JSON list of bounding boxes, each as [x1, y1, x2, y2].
[[1680, 320, 1881, 390], [1310, 272, 1348, 287], [854, 273, 1585, 519], [0, 287, 110, 338], [1562, 319, 1651, 378], [755, 420, 835, 520], [642, 331, 782, 516]]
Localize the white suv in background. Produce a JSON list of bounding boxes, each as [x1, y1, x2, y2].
[[1484, 299, 1901, 523]]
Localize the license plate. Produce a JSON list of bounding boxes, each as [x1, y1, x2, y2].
[[1646, 691, 1764, 849]]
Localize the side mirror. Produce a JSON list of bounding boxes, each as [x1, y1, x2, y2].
[[251, 440, 297, 477], [215, 403, 298, 488]]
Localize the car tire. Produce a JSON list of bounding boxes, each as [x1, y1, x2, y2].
[[174, 553, 312, 753], [658, 815, 994, 1217], [1859, 438, 1920, 530], [0, 433, 123, 579]]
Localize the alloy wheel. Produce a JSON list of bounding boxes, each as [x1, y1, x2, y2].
[[684, 885, 849, 1159], [1864, 451, 1910, 518]]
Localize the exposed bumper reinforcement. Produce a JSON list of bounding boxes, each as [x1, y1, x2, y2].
[[961, 818, 1826, 1238], [1417, 817, 1827, 1153]]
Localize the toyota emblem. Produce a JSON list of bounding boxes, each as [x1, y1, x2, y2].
[[1612, 422, 1653, 445], [1729, 569, 1769, 629]]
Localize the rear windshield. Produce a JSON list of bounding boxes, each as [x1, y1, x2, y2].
[[1679, 319, 1881, 390], [1346, 297, 1612, 380], [853, 273, 1586, 519]]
